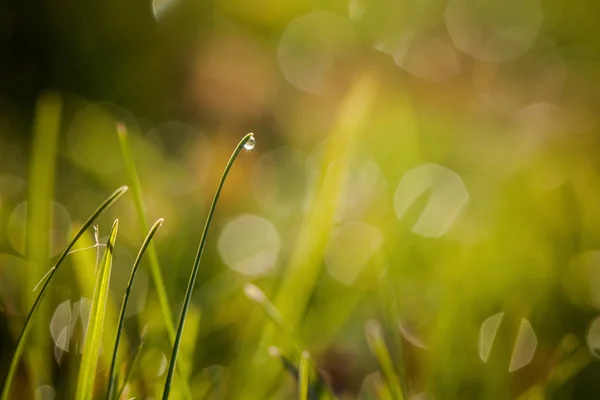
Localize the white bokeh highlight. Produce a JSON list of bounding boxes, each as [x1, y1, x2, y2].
[[394, 164, 469, 238], [50, 298, 92, 362], [217, 214, 281, 276], [479, 312, 503, 363], [7, 201, 72, 256], [278, 11, 357, 94], [478, 313, 537, 372], [445, 0, 543, 63], [509, 318, 537, 372]]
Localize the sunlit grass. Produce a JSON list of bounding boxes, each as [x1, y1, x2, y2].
[[75, 219, 119, 400], [0, 186, 128, 400]]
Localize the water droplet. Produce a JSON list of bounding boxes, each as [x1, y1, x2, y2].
[[244, 134, 256, 150]]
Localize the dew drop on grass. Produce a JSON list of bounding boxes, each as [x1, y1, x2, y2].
[[244, 134, 256, 150]]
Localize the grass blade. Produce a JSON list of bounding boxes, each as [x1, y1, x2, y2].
[[75, 219, 119, 400], [299, 351, 310, 400], [162, 133, 254, 399], [268, 347, 331, 400], [116, 124, 176, 339], [24, 92, 62, 388], [117, 123, 192, 399], [114, 339, 146, 400], [244, 283, 306, 353], [365, 320, 404, 400], [0, 186, 128, 400], [106, 218, 164, 400]]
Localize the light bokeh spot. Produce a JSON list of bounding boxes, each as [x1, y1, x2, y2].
[[509, 318, 537, 372], [392, 35, 460, 82], [50, 297, 92, 362], [278, 11, 358, 94], [217, 214, 281, 276], [394, 164, 469, 238], [445, 0, 543, 63], [7, 200, 72, 256], [478, 312, 504, 363]]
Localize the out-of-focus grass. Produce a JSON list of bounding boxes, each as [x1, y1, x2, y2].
[[3, 1, 600, 398]]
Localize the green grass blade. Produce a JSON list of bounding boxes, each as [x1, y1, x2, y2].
[[268, 347, 332, 400], [26, 91, 62, 276], [24, 91, 62, 388], [117, 123, 193, 399], [162, 132, 254, 400], [106, 218, 164, 400], [0, 186, 128, 400], [116, 123, 176, 340], [299, 351, 310, 400], [365, 320, 404, 400], [75, 219, 119, 400], [114, 339, 146, 400], [244, 283, 306, 353]]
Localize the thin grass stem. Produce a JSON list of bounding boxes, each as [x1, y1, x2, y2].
[[117, 124, 193, 400], [244, 283, 306, 353], [161, 133, 254, 399], [115, 340, 147, 400], [365, 320, 404, 400], [106, 218, 164, 400], [298, 351, 310, 400]]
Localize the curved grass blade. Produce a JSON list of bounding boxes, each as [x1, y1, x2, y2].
[[116, 124, 176, 341], [365, 320, 404, 400], [299, 351, 310, 400], [268, 347, 331, 400], [0, 186, 128, 400], [75, 219, 119, 400], [117, 123, 192, 400], [106, 218, 164, 400], [162, 133, 254, 399], [244, 283, 306, 353], [114, 339, 146, 400]]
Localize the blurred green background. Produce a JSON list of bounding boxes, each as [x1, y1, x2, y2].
[[2, 0, 600, 398]]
